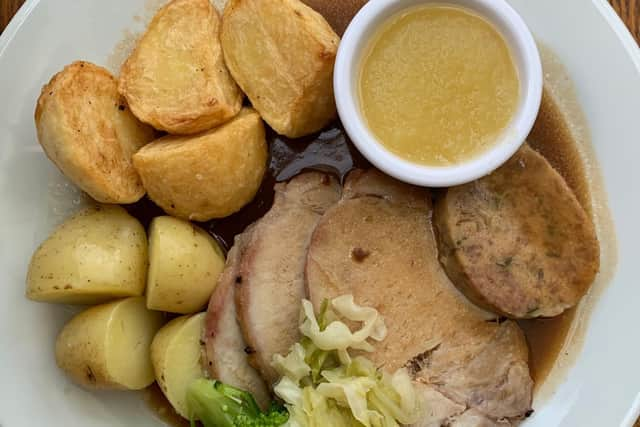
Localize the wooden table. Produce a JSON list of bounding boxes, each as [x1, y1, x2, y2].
[[1, 0, 639, 425]]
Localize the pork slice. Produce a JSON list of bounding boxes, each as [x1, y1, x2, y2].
[[305, 169, 532, 425], [417, 321, 530, 419], [413, 384, 515, 427], [204, 229, 270, 409], [412, 384, 465, 427], [236, 172, 342, 385]]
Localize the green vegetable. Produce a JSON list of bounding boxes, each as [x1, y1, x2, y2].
[[187, 295, 422, 427], [272, 296, 422, 427], [186, 378, 288, 427]]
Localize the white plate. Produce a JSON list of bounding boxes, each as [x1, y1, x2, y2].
[[0, 1, 638, 426]]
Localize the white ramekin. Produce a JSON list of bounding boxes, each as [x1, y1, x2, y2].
[[334, 0, 543, 187]]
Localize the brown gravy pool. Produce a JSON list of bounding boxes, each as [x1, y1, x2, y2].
[[144, 383, 191, 427], [518, 88, 593, 385]]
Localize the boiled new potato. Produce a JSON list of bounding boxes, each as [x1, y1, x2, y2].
[[26, 205, 147, 304], [119, 0, 242, 134], [151, 313, 207, 418], [221, 0, 339, 138], [35, 61, 155, 203], [146, 216, 225, 313], [133, 108, 267, 221], [55, 297, 164, 390]]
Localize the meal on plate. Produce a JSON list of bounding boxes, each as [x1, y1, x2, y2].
[[25, 0, 603, 426]]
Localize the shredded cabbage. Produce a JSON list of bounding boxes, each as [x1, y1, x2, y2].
[[272, 296, 421, 427], [273, 343, 311, 384]]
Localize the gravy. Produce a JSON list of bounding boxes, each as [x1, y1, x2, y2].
[[144, 383, 191, 427], [359, 6, 520, 166], [517, 87, 593, 385]]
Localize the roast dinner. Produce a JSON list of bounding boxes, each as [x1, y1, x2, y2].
[[25, 0, 602, 426]]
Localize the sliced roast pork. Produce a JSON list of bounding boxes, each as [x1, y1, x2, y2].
[[305, 169, 533, 426], [203, 229, 270, 408], [236, 172, 341, 385]]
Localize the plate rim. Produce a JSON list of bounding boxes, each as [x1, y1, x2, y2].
[[1, 0, 639, 425], [590, 0, 640, 76], [0, 0, 39, 58]]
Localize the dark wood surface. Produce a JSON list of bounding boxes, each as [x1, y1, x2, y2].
[[1, 0, 21, 31], [0, 0, 639, 425], [611, 0, 640, 41]]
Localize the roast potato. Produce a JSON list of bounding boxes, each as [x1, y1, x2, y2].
[[26, 205, 147, 305], [221, 0, 339, 138], [133, 108, 267, 221], [55, 297, 164, 390], [151, 313, 207, 418], [119, 0, 242, 134], [146, 216, 225, 314], [35, 61, 155, 204]]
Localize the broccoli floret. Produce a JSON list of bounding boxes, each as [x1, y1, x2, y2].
[[235, 403, 290, 427], [187, 379, 288, 427]]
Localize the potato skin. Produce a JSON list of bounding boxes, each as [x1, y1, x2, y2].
[[35, 61, 155, 203], [146, 217, 225, 314], [55, 297, 164, 390], [133, 108, 267, 221], [221, 0, 339, 138], [119, 0, 242, 134], [151, 313, 206, 418], [26, 205, 147, 305]]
